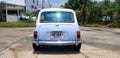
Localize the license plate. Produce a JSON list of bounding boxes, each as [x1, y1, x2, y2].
[[51, 31, 63, 39]]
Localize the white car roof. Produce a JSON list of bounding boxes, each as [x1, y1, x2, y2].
[[40, 8, 74, 12]]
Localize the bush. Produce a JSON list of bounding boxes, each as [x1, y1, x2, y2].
[[23, 18, 34, 23], [107, 20, 120, 28], [0, 22, 35, 27]]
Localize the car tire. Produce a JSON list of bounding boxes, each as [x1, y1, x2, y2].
[[33, 43, 39, 51], [74, 43, 81, 51]]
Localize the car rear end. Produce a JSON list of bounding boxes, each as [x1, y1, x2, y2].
[[32, 8, 82, 51]]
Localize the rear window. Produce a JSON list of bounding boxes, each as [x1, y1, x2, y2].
[[40, 12, 75, 23]]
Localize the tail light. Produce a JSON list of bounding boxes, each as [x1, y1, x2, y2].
[[34, 31, 37, 39], [77, 31, 80, 39]]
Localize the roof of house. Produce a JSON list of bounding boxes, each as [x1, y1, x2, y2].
[[0, 0, 25, 6]]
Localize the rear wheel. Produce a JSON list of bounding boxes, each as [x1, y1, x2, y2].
[[74, 43, 81, 51], [33, 43, 39, 51]]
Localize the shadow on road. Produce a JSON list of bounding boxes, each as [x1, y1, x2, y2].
[[33, 46, 80, 54]]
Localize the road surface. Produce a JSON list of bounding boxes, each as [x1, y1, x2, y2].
[[0, 27, 120, 58]]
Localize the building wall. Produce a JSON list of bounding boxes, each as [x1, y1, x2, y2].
[[7, 15, 19, 22], [0, 0, 25, 22], [5, 4, 25, 22]]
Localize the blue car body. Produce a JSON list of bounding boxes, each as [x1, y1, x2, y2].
[[32, 8, 82, 51]]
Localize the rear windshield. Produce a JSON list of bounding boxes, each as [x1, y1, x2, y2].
[[40, 12, 74, 23]]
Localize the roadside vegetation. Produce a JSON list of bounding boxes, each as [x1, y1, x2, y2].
[[0, 21, 35, 27], [0, 0, 120, 28], [62, 0, 120, 28]]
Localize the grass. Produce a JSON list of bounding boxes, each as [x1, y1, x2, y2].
[[0, 21, 119, 28], [0, 21, 35, 27], [81, 23, 120, 28], [81, 23, 108, 28]]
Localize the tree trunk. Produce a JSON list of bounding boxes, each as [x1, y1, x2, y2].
[[82, 0, 87, 24]]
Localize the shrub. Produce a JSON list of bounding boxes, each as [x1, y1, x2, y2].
[[107, 20, 120, 28], [0, 22, 35, 27]]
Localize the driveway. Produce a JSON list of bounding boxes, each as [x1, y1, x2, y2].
[[0, 28, 33, 52], [0, 27, 120, 58]]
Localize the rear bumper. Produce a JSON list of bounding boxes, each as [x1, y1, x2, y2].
[[33, 40, 81, 46]]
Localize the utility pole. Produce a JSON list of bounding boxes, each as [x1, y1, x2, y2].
[[5, 2, 8, 22], [48, 0, 52, 8], [42, 0, 44, 9], [82, 0, 87, 24], [0, 2, 5, 22]]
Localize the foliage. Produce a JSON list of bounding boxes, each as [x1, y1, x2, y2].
[[75, 10, 82, 24], [107, 20, 120, 28], [24, 11, 32, 16], [23, 12, 37, 23], [63, 0, 92, 24], [0, 22, 35, 27], [63, 0, 120, 28]]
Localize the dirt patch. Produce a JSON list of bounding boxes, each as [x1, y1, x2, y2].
[[9, 44, 23, 58]]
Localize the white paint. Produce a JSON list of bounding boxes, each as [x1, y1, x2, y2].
[[0, 0, 25, 6]]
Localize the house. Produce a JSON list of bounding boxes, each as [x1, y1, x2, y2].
[[0, 0, 25, 22]]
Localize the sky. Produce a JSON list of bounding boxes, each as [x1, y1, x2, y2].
[[41, 0, 115, 8], [41, 0, 68, 8], [0, 0, 115, 7]]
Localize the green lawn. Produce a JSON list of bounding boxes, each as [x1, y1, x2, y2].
[[0, 22, 35, 27]]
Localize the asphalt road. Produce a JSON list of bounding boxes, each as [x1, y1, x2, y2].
[[0, 27, 120, 58], [0, 28, 33, 52]]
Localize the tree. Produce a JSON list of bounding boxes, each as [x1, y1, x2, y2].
[[63, 0, 120, 25], [81, 0, 92, 24], [115, 0, 120, 5], [64, 0, 81, 10], [88, 1, 102, 23], [0, 1, 5, 22], [103, 0, 110, 6], [63, 0, 92, 24]]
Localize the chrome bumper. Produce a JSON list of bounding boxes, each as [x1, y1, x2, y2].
[[33, 40, 81, 46]]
